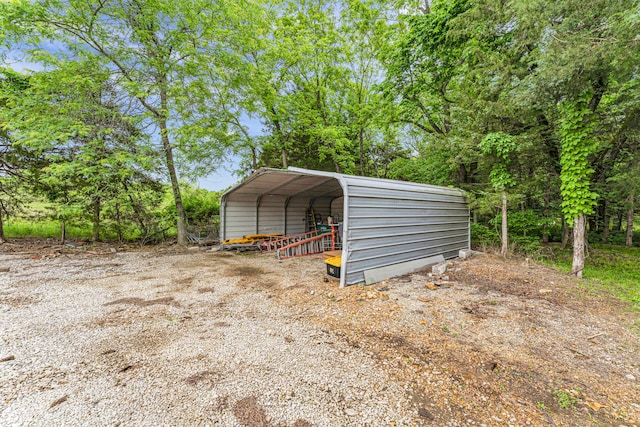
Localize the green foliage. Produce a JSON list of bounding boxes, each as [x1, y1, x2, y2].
[[552, 390, 578, 410], [545, 244, 640, 310], [387, 145, 455, 186], [470, 222, 499, 247], [480, 132, 517, 191], [180, 185, 220, 226], [558, 98, 599, 222], [1, 0, 638, 260], [5, 218, 91, 240]]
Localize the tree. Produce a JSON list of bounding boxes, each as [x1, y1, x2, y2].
[[2, 0, 244, 244], [0, 68, 34, 243], [479, 132, 517, 257], [0, 57, 161, 242]]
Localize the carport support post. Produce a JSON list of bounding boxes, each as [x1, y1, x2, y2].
[[338, 177, 349, 288]]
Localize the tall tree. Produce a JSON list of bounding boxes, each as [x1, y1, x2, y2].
[[480, 132, 518, 257], [2, 0, 243, 244]]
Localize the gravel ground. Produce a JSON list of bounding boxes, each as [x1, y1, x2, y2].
[[1, 242, 639, 427], [0, 248, 414, 426]]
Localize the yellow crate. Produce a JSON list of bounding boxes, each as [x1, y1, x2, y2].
[[324, 255, 342, 278]]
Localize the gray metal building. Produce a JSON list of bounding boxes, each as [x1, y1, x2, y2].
[[220, 167, 469, 287]]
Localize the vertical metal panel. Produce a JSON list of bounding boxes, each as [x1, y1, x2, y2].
[[285, 197, 308, 235], [223, 194, 256, 239], [330, 196, 344, 221], [257, 195, 286, 234]]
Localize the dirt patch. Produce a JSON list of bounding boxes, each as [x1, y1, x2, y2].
[[185, 370, 222, 388], [173, 276, 194, 286], [260, 253, 640, 427], [232, 396, 273, 427], [226, 265, 268, 276], [104, 296, 180, 307], [0, 295, 40, 307], [2, 240, 638, 427]]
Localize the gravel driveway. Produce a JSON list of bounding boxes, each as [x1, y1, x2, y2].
[[1, 249, 414, 426], [1, 243, 639, 427]]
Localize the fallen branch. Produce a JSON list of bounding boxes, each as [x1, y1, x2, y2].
[[564, 346, 590, 358], [586, 332, 604, 340]]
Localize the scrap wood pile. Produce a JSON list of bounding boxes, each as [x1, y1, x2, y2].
[[219, 233, 284, 251]]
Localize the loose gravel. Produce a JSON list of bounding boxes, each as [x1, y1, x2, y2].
[[1, 250, 414, 426], [2, 244, 639, 427]]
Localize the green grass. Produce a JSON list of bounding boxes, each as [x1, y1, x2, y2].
[[544, 243, 640, 310], [5, 219, 93, 240], [552, 390, 578, 410]]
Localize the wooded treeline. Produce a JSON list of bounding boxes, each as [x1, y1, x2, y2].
[[0, 0, 638, 276]]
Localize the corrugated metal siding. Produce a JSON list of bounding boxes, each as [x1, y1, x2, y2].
[[224, 195, 256, 239], [331, 197, 343, 220], [258, 195, 285, 234], [343, 178, 468, 285], [285, 197, 308, 235]]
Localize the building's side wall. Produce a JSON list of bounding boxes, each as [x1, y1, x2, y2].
[[330, 197, 344, 223], [222, 194, 256, 239], [285, 197, 308, 235], [257, 195, 286, 234], [343, 179, 469, 285]]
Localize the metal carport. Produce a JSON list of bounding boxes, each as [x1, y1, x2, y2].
[[220, 167, 469, 287]]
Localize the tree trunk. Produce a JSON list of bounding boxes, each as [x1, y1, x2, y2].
[[358, 126, 365, 176], [501, 190, 508, 258], [251, 146, 258, 171], [473, 210, 478, 224], [542, 175, 550, 243], [92, 197, 101, 242], [269, 108, 288, 168], [561, 218, 571, 249], [60, 220, 66, 244], [126, 191, 149, 239], [0, 210, 5, 243], [602, 202, 610, 244], [626, 194, 634, 247], [159, 86, 187, 245], [115, 202, 122, 243], [614, 211, 623, 231], [571, 214, 586, 278], [281, 147, 288, 169]]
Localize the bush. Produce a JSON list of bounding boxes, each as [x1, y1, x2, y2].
[[588, 230, 640, 247], [470, 222, 500, 247]]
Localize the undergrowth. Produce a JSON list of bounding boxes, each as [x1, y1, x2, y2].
[[542, 244, 640, 311]]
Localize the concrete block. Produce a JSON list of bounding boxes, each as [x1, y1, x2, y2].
[[431, 261, 448, 275], [459, 249, 472, 259], [363, 254, 445, 285]]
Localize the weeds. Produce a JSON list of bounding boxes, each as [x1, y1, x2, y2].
[[543, 244, 640, 310], [552, 390, 577, 409]]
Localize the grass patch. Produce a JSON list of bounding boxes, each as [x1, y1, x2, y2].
[[544, 243, 640, 310], [5, 219, 92, 240], [552, 390, 578, 410]]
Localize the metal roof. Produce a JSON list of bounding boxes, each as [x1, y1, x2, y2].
[[221, 167, 465, 200]]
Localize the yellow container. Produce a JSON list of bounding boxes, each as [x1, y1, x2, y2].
[[324, 255, 342, 278]]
